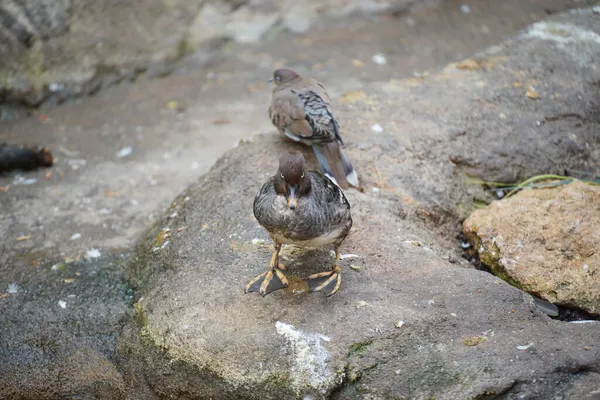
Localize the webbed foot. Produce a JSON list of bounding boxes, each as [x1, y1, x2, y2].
[[245, 268, 289, 296], [305, 265, 341, 296]]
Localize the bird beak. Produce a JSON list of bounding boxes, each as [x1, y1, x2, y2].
[[268, 77, 274, 82], [286, 185, 298, 210]]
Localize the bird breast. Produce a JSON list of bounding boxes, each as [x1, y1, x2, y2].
[[254, 192, 349, 245]]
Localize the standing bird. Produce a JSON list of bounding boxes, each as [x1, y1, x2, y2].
[[268, 68, 359, 189], [246, 151, 353, 297]]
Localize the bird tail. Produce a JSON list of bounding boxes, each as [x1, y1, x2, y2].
[[311, 142, 359, 189]]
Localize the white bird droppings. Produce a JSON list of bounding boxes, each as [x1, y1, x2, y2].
[[275, 321, 333, 393], [370, 124, 383, 133], [86, 248, 101, 259]]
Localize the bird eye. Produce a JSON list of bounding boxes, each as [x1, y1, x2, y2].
[[280, 173, 284, 179], [276, 76, 281, 81], [301, 172, 304, 178]]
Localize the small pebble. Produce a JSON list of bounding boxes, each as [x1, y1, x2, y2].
[[58, 300, 67, 309], [49, 82, 64, 92], [459, 4, 471, 14], [394, 320, 405, 328], [371, 54, 387, 65], [117, 146, 133, 158], [69, 233, 81, 240], [495, 190, 505, 199], [517, 343, 534, 350], [7, 283, 19, 294], [371, 124, 383, 133], [350, 265, 361, 271]]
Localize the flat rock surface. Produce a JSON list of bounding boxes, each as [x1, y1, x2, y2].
[[126, 8, 600, 399], [464, 180, 600, 315]]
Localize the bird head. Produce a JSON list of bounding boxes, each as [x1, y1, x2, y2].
[[275, 151, 311, 210], [269, 68, 300, 86]]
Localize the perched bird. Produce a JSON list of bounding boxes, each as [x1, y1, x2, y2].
[[246, 151, 353, 297], [268, 68, 359, 189]]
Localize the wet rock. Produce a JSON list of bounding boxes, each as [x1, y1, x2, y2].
[[464, 180, 600, 315], [0, 255, 131, 399], [0, 0, 204, 108]]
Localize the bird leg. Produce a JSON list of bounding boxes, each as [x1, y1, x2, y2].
[[245, 243, 288, 296], [305, 247, 342, 296]]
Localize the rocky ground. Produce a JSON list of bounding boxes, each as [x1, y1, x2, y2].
[[1, 0, 600, 399], [464, 180, 600, 316]]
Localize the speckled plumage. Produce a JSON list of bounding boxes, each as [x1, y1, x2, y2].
[[253, 171, 352, 246], [245, 151, 353, 296]]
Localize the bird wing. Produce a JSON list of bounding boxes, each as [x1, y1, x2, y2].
[[269, 90, 314, 139], [307, 78, 332, 103], [311, 171, 350, 208], [270, 83, 341, 144]]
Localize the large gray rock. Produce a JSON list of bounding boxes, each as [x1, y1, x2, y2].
[[123, 8, 600, 399], [464, 180, 600, 315], [0, 255, 131, 400], [0, 0, 421, 109]]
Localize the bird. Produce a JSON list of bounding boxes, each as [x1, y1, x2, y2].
[[246, 151, 353, 297], [268, 68, 359, 190]]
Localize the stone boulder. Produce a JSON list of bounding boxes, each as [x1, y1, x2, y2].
[[124, 135, 600, 400], [122, 9, 600, 398], [0, 255, 131, 400], [0, 0, 420, 110], [464, 180, 600, 315]]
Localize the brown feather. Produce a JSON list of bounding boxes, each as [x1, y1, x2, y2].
[[306, 78, 331, 103], [318, 142, 350, 189], [269, 93, 313, 138]]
